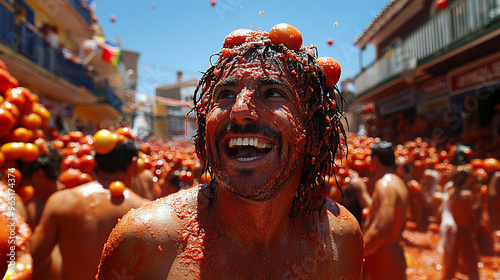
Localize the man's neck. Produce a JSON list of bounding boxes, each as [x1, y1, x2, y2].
[[213, 184, 299, 250], [375, 166, 393, 179], [95, 171, 128, 189]]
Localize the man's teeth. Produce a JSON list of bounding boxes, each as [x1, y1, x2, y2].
[[228, 138, 273, 149], [236, 156, 261, 162]]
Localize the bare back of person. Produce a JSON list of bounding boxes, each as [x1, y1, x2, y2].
[[446, 183, 479, 280], [32, 181, 149, 280], [97, 185, 363, 279], [449, 187, 475, 228], [488, 172, 500, 232], [131, 169, 158, 200], [363, 173, 409, 280]]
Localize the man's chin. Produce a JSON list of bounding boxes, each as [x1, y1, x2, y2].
[[216, 171, 287, 202]]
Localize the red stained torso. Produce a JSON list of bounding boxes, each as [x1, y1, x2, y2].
[[97, 185, 363, 280]]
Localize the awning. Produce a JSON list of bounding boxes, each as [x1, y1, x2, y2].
[[74, 104, 121, 123]]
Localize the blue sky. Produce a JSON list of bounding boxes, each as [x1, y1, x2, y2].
[[94, 0, 391, 97]]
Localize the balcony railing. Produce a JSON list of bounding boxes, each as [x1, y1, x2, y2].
[[354, 0, 500, 95], [0, 3, 94, 92], [68, 0, 93, 25], [94, 80, 123, 113]]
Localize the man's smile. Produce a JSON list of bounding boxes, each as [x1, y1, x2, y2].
[[225, 135, 276, 162]]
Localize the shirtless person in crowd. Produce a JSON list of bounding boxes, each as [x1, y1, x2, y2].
[[363, 141, 410, 280], [97, 25, 363, 279], [488, 171, 500, 251], [442, 165, 480, 280], [31, 139, 149, 280], [17, 145, 63, 280]]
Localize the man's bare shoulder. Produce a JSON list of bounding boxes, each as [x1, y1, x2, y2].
[[324, 198, 364, 277], [325, 198, 362, 235], [116, 186, 199, 238], [97, 186, 201, 279], [44, 184, 98, 213]]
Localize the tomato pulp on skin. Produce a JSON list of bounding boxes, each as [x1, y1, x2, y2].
[[205, 60, 306, 201]]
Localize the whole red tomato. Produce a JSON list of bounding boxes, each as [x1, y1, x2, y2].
[[269, 23, 303, 51], [317, 57, 342, 87]]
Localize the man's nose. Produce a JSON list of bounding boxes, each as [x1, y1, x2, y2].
[[230, 90, 259, 125]]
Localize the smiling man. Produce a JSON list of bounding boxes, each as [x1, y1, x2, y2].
[[97, 25, 363, 279]]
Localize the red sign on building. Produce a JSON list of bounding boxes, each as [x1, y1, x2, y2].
[[449, 52, 500, 95]]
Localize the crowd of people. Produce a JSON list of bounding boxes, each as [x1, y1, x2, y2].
[[332, 133, 500, 279], [1, 22, 499, 280]]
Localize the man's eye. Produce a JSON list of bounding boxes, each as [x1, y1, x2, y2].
[[265, 90, 285, 99], [218, 90, 235, 100]]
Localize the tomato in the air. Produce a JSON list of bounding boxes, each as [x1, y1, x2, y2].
[[436, 0, 449, 10], [317, 57, 341, 87], [269, 23, 303, 51]]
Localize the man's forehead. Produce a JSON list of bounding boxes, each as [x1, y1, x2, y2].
[[218, 60, 295, 86]]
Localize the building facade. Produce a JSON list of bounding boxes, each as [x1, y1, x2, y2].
[[353, 0, 500, 146], [154, 72, 196, 140], [0, 0, 136, 133]]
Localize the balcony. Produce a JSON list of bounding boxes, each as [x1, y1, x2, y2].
[[67, 0, 93, 26], [0, 3, 94, 92], [94, 79, 122, 113], [354, 0, 500, 96]]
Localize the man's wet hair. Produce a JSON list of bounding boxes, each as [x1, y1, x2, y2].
[[450, 144, 471, 165], [191, 31, 347, 216], [450, 164, 473, 189], [94, 139, 139, 174], [17, 145, 62, 181], [371, 141, 396, 168]]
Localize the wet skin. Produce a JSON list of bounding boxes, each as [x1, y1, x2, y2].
[[363, 171, 410, 280], [97, 58, 363, 279], [30, 181, 149, 280], [206, 60, 307, 201]]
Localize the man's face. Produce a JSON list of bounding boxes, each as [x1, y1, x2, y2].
[[205, 58, 307, 201]]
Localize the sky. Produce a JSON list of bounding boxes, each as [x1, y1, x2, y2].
[[94, 0, 392, 98]]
